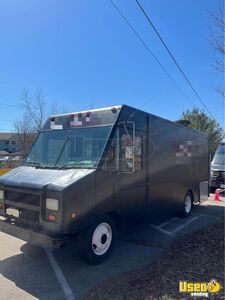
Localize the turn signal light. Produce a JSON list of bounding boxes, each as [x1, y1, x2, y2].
[[71, 213, 76, 219], [48, 214, 56, 222]]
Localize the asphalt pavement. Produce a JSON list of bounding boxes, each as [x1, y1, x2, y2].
[[0, 194, 224, 300]]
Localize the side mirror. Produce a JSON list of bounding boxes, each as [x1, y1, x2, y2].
[[121, 121, 135, 174]]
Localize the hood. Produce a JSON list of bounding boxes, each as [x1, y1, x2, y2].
[[211, 162, 225, 171], [0, 166, 95, 190]]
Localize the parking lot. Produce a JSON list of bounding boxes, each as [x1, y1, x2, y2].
[[0, 194, 224, 300]]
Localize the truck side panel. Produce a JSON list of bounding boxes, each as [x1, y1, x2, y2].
[[147, 113, 208, 221]]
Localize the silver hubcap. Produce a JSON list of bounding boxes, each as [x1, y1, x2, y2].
[[184, 195, 192, 214], [92, 222, 112, 256]]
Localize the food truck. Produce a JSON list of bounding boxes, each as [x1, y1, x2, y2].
[[0, 105, 209, 264]]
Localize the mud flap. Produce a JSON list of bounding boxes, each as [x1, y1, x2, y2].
[[200, 181, 208, 203]]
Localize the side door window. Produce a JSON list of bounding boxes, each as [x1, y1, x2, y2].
[[102, 128, 120, 172]]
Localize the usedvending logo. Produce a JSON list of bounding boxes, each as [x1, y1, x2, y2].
[[179, 279, 221, 297]]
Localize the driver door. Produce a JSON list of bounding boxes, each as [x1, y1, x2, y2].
[[114, 124, 147, 228]]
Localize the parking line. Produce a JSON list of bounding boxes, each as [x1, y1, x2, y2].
[[150, 224, 175, 237], [193, 212, 222, 219], [158, 217, 179, 229], [45, 249, 76, 300], [172, 217, 199, 234], [150, 216, 200, 236]]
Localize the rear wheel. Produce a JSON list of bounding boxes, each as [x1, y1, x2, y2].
[[180, 192, 193, 218], [78, 216, 115, 264]]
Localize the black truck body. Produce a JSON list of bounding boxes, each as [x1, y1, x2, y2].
[[0, 105, 209, 263]]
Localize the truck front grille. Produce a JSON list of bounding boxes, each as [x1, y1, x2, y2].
[[5, 190, 40, 206], [213, 171, 225, 179], [4, 188, 40, 226]]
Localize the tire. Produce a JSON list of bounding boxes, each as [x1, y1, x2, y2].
[[78, 216, 115, 265], [180, 192, 193, 218]]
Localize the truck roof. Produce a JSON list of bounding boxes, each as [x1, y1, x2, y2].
[[121, 104, 208, 137], [50, 105, 122, 118], [46, 104, 208, 137], [43, 105, 122, 131]]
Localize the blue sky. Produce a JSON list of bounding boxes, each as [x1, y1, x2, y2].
[[0, 0, 223, 131]]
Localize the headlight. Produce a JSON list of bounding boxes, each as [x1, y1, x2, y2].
[[46, 198, 59, 211], [0, 190, 3, 200]]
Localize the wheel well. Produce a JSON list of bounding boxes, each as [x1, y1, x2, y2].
[[106, 211, 122, 229], [187, 189, 194, 202]]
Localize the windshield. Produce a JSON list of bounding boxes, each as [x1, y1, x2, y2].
[[212, 145, 225, 165], [24, 126, 112, 169]]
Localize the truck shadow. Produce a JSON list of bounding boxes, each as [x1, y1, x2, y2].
[[0, 244, 66, 300], [0, 201, 224, 300]]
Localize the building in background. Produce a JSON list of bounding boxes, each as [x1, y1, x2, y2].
[[0, 133, 19, 153]]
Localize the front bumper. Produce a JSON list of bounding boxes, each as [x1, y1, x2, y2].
[[210, 180, 224, 188], [0, 217, 69, 250]]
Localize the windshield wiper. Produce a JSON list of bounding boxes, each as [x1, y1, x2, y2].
[[58, 161, 83, 170], [24, 161, 46, 168], [58, 160, 96, 170], [54, 135, 70, 167]]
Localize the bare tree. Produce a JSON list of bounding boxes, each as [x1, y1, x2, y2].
[[210, 4, 225, 97], [14, 114, 36, 156], [14, 88, 48, 156], [14, 88, 66, 156], [20, 88, 46, 130]]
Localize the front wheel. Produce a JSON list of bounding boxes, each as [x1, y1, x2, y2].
[[78, 216, 115, 264], [180, 192, 193, 218]]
